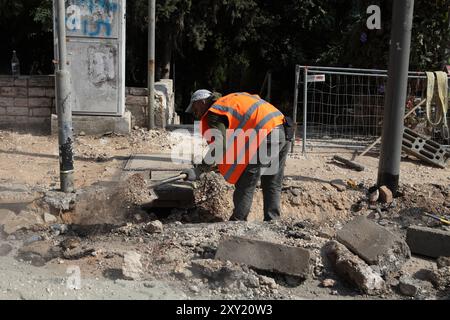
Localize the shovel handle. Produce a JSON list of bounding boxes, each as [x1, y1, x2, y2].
[[148, 173, 188, 190]]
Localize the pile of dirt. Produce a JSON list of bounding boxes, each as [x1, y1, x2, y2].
[[119, 174, 155, 206], [193, 172, 235, 222], [63, 174, 155, 226]]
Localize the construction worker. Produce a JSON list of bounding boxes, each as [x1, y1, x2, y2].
[[183, 89, 292, 222]]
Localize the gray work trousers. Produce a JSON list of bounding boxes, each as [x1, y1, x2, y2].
[[231, 125, 290, 221]]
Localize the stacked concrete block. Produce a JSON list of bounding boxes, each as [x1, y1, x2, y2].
[[125, 79, 179, 129], [0, 75, 55, 132]]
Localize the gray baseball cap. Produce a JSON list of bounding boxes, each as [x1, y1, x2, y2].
[[185, 89, 213, 113]]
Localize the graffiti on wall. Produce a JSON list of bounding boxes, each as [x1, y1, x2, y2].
[[66, 0, 119, 37]]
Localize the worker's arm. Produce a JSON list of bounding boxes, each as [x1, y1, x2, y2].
[[184, 112, 228, 181], [198, 112, 228, 171]]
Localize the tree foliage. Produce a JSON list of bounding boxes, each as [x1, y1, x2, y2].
[[1, 0, 449, 115]]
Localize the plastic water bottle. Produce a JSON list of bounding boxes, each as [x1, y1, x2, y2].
[[11, 50, 20, 77]]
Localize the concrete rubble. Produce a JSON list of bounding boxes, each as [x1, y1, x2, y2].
[[336, 216, 410, 277], [122, 251, 143, 280], [324, 241, 386, 295], [1, 129, 450, 299]]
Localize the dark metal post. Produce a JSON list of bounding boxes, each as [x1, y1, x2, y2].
[[148, 0, 156, 130], [56, 0, 74, 193], [377, 0, 414, 193]]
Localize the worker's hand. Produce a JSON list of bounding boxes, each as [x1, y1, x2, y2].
[[181, 167, 201, 181]]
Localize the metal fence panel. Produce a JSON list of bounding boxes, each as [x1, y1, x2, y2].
[[292, 66, 450, 153]]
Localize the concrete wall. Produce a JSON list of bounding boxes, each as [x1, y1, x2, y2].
[[0, 75, 55, 133], [0, 75, 179, 134]]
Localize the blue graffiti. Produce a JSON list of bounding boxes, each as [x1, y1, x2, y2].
[[83, 19, 112, 37], [72, 0, 118, 14], [67, 0, 119, 37]]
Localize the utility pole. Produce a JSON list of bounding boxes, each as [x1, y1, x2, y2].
[[56, 0, 74, 193], [377, 0, 414, 194], [148, 0, 156, 130]]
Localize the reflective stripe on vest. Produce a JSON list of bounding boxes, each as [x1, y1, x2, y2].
[[223, 110, 283, 181], [201, 93, 285, 184]]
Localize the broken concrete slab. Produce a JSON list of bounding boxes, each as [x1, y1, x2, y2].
[[124, 153, 191, 171], [215, 236, 310, 278], [406, 226, 450, 258], [336, 216, 410, 276], [122, 251, 143, 280], [324, 241, 386, 295], [43, 191, 76, 211]]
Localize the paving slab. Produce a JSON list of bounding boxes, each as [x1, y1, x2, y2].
[[406, 226, 450, 258], [215, 236, 310, 278], [336, 216, 410, 276]]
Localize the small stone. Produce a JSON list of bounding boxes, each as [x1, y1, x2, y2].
[[322, 278, 336, 288], [60, 238, 81, 250], [259, 276, 278, 289], [369, 189, 379, 203], [245, 274, 260, 288], [189, 285, 200, 293], [290, 188, 301, 196], [144, 220, 163, 234], [79, 131, 86, 136], [44, 213, 57, 224], [24, 235, 42, 245], [291, 195, 302, 205], [379, 186, 393, 204], [122, 251, 143, 280], [50, 224, 68, 235], [330, 179, 347, 192], [133, 126, 139, 130], [0, 244, 13, 256], [437, 256, 450, 269], [398, 276, 419, 297]]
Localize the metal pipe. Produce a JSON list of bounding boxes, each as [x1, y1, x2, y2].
[[291, 65, 300, 153], [306, 69, 434, 79], [148, 0, 156, 130], [302, 66, 308, 155], [56, 0, 74, 192], [377, 0, 415, 194], [57, 0, 67, 71], [298, 65, 426, 76]]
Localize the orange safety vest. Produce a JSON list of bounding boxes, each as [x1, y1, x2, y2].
[[200, 92, 285, 184]]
